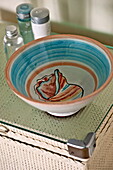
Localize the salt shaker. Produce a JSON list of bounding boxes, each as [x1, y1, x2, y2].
[[30, 7, 51, 39], [16, 3, 34, 44], [3, 25, 24, 60]]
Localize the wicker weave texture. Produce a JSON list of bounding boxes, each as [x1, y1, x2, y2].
[[0, 135, 86, 170], [87, 107, 113, 170]]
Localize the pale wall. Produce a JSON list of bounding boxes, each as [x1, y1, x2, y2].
[[0, 0, 113, 34]]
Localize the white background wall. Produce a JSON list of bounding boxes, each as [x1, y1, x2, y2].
[[0, 0, 113, 34]]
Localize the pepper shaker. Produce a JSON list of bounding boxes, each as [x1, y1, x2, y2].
[[30, 7, 51, 39]]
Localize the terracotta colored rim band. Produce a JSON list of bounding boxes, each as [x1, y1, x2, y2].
[[5, 34, 113, 105]]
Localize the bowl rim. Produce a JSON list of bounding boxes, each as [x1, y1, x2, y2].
[[5, 34, 113, 105]]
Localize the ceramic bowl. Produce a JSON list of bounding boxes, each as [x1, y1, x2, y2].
[[5, 34, 113, 117]]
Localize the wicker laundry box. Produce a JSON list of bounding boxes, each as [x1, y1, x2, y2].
[[0, 21, 113, 170]]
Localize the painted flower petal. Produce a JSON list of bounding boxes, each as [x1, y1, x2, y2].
[[34, 69, 84, 101]]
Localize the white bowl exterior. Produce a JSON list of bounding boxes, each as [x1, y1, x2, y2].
[[17, 93, 96, 116]]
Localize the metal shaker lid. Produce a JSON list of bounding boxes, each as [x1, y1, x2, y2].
[[16, 3, 33, 20], [5, 25, 18, 38], [31, 8, 50, 24]]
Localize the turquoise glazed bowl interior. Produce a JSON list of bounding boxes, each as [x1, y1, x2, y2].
[[5, 34, 113, 116]]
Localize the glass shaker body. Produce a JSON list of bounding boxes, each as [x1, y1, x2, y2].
[[16, 3, 34, 44], [17, 18, 34, 44], [3, 25, 24, 60]]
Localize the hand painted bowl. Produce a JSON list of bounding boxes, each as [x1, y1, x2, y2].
[[5, 34, 113, 117]]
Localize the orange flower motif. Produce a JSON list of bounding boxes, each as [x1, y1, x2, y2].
[[34, 69, 84, 102]]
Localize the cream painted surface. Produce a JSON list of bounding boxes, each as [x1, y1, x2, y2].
[[0, 0, 113, 34], [89, 0, 113, 34]]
